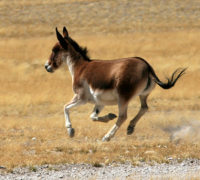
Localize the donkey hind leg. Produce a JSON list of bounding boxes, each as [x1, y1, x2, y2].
[[102, 102, 128, 141], [127, 94, 149, 135], [90, 105, 117, 123], [64, 94, 86, 138]]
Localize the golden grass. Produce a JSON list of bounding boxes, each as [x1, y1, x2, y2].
[[1, 111, 200, 169], [0, 0, 200, 173]]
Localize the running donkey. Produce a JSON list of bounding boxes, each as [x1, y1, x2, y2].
[[45, 27, 186, 141]]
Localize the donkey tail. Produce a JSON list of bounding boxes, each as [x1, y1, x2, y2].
[[149, 67, 187, 89]]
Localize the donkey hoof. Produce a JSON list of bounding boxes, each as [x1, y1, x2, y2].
[[68, 128, 75, 138], [102, 136, 110, 142], [108, 113, 117, 120], [127, 125, 135, 135]]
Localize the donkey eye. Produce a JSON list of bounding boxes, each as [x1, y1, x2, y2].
[[52, 48, 59, 53]]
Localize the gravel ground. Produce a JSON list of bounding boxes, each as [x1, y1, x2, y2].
[[1, 159, 200, 180]]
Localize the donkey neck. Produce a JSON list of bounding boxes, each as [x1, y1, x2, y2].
[[65, 46, 87, 78]]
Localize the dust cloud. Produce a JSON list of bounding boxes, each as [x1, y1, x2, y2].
[[162, 118, 200, 144]]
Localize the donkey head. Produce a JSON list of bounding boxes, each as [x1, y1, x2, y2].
[[45, 27, 70, 73]]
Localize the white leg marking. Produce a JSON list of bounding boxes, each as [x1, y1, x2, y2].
[[102, 102, 128, 141], [64, 94, 86, 137]]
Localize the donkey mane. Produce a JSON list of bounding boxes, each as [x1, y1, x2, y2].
[[65, 36, 91, 61]]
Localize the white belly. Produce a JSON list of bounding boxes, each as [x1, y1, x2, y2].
[[87, 86, 118, 105]]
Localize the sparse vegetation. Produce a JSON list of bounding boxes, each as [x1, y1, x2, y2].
[[29, 166, 37, 172], [92, 162, 103, 168], [0, 1, 200, 178]]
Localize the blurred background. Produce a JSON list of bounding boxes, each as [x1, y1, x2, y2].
[[1, 0, 200, 37]]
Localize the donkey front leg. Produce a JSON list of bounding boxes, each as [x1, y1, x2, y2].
[[102, 102, 128, 141], [64, 94, 86, 138], [90, 105, 117, 123]]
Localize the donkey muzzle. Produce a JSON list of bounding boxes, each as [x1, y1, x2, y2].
[[45, 62, 53, 73], [45, 62, 49, 70], [47, 66, 53, 73]]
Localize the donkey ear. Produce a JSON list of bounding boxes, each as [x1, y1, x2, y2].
[[63, 27, 69, 38], [56, 27, 68, 50]]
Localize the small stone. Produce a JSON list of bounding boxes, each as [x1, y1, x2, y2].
[[0, 165, 6, 169], [59, 174, 64, 178], [144, 151, 155, 154], [105, 159, 109, 165]]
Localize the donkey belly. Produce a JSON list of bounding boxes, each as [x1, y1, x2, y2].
[[88, 88, 118, 105]]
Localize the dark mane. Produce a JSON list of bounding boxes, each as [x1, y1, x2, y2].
[[65, 36, 91, 61]]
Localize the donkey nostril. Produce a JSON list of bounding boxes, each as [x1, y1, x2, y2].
[[45, 62, 49, 70], [47, 66, 53, 73]]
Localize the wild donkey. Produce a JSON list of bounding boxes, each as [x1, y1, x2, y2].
[[45, 27, 186, 141]]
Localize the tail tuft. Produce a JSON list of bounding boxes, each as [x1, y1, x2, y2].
[[151, 68, 187, 89]]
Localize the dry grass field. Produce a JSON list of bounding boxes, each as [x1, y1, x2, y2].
[[0, 0, 200, 173]]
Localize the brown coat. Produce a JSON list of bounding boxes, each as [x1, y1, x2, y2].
[[45, 27, 186, 141]]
